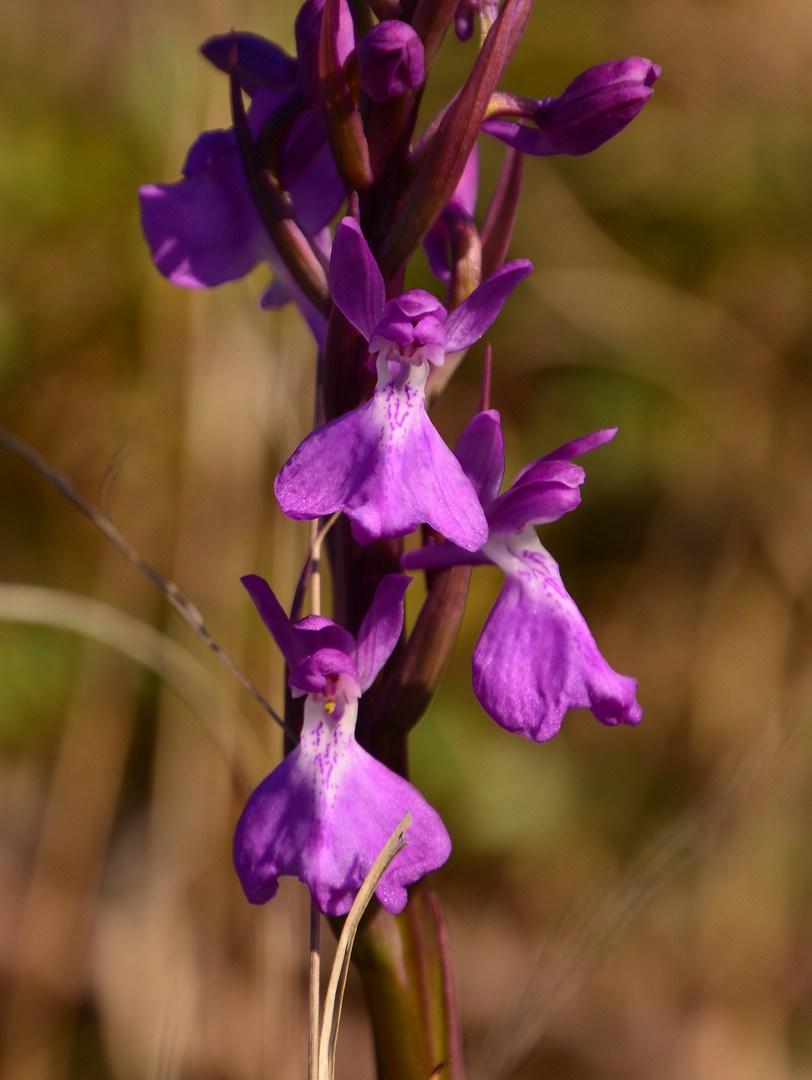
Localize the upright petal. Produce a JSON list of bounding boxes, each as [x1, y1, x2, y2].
[[444, 259, 533, 352], [538, 426, 618, 463], [487, 479, 582, 534], [289, 648, 359, 696], [241, 574, 296, 666], [200, 32, 300, 96], [453, 410, 505, 510], [511, 427, 616, 487], [355, 574, 412, 692], [473, 531, 642, 740], [329, 217, 387, 340]]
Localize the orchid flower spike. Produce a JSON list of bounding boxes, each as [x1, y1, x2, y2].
[[402, 411, 642, 741], [234, 573, 451, 916], [482, 58, 661, 157], [275, 217, 532, 550], [138, 16, 354, 346]]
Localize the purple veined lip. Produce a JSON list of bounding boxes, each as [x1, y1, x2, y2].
[[401, 411, 642, 740], [232, 573, 451, 916]]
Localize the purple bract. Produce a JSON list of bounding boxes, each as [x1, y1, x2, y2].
[[401, 411, 642, 741], [234, 573, 451, 916]]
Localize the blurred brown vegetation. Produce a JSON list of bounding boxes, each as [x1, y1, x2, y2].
[[2, 0, 812, 1078]]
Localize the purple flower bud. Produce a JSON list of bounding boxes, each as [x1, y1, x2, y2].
[[358, 20, 424, 102], [482, 57, 661, 156], [295, 0, 357, 109]]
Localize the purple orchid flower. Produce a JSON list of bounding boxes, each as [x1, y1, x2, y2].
[[234, 573, 451, 916], [274, 217, 532, 550], [139, 8, 355, 346], [357, 20, 424, 102], [482, 58, 661, 156], [401, 411, 642, 741]]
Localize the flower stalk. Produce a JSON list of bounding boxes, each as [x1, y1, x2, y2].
[[137, 1, 660, 1074]]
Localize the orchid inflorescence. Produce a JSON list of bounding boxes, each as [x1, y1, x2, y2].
[[140, 0, 657, 1070]]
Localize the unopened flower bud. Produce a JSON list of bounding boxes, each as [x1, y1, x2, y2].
[[295, 0, 356, 108], [483, 57, 661, 156], [358, 20, 424, 101]]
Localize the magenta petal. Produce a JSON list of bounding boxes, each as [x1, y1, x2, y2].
[[241, 574, 296, 667], [487, 481, 582, 534], [539, 427, 618, 463], [512, 428, 616, 487], [355, 574, 412, 692], [233, 752, 313, 904], [200, 32, 299, 96], [453, 410, 505, 510], [444, 259, 533, 352], [329, 218, 386, 340], [511, 458, 585, 492], [473, 540, 642, 740], [275, 368, 488, 550], [139, 130, 271, 288], [233, 712, 451, 915]]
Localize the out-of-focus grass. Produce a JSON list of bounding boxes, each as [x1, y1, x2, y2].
[[2, 1, 812, 1079]]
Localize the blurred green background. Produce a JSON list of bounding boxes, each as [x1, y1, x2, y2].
[[2, 1, 812, 1078]]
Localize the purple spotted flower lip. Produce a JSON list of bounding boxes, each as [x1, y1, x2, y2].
[[402, 411, 642, 741], [138, 17, 352, 346], [482, 58, 661, 156], [274, 217, 532, 550], [233, 573, 451, 917]]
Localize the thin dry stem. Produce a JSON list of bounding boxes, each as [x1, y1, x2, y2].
[[318, 813, 412, 1080], [0, 423, 295, 742]]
